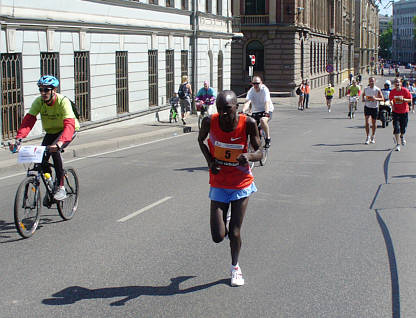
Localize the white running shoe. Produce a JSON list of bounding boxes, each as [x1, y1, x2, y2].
[[370, 136, 376, 144], [328, 109, 331, 112], [401, 136, 406, 146], [365, 136, 370, 145], [395, 144, 401, 152], [54, 186, 67, 201], [231, 265, 244, 287]]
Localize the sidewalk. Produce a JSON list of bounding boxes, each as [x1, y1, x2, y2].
[[0, 113, 199, 176]]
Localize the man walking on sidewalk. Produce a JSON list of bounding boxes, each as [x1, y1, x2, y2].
[[362, 77, 383, 144]]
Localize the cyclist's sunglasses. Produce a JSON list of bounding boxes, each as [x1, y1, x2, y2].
[[39, 87, 53, 93], [252, 82, 260, 85]]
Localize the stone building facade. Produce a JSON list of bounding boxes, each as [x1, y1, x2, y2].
[[392, 0, 416, 64], [231, 0, 379, 95], [1, 0, 234, 140]]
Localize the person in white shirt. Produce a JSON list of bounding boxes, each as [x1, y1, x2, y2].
[[362, 77, 383, 144], [242, 76, 274, 148]]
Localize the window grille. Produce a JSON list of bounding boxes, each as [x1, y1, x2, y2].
[[217, 51, 223, 92], [166, 0, 174, 7], [116, 51, 129, 114], [1, 53, 24, 140], [181, 50, 188, 77], [40, 52, 60, 93], [148, 50, 158, 107], [181, 0, 188, 10], [74, 51, 91, 122], [149, 0, 158, 4], [217, 0, 222, 15], [165, 50, 175, 102], [206, 0, 212, 13]]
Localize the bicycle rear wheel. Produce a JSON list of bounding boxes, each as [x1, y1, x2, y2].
[[260, 138, 268, 166], [14, 176, 41, 238], [57, 167, 79, 220]]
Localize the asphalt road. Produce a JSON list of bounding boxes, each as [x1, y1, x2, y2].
[[1, 94, 416, 317]]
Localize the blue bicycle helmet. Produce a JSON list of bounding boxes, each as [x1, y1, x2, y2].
[[37, 75, 59, 88]]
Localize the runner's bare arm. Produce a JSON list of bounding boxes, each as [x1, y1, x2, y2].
[[198, 116, 220, 174], [237, 116, 262, 165]]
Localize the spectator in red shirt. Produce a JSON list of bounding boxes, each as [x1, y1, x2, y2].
[[389, 79, 413, 151]]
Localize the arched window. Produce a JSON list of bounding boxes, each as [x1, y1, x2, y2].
[[208, 50, 214, 87], [217, 50, 223, 92], [246, 40, 264, 71]]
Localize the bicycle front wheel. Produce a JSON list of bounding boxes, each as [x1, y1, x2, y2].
[[14, 176, 41, 238], [57, 167, 79, 220]]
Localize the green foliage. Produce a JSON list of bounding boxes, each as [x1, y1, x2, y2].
[[379, 21, 392, 59], [413, 16, 416, 40]]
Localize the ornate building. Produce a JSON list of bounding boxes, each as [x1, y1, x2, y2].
[[392, 0, 416, 64], [231, 0, 378, 95]]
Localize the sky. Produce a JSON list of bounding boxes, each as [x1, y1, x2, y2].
[[377, 0, 394, 16]]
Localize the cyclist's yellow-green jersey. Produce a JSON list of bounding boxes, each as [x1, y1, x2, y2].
[[28, 93, 80, 134], [325, 87, 335, 96], [348, 85, 360, 96]]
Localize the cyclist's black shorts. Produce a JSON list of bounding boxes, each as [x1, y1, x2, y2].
[[251, 111, 272, 125]]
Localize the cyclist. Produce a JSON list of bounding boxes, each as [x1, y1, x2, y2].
[[195, 81, 216, 116], [381, 80, 392, 113], [346, 79, 361, 118], [242, 76, 274, 148], [9, 75, 80, 201], [409, 81, 416, 113], [198, 90, 262, 287]]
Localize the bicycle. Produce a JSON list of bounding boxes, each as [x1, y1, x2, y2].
[[348, 95, 358, 119], [169, 100, 179, 123], [248, 112, 268, 167], [10, 144, 79, 238], [196, 97, 215, 130]]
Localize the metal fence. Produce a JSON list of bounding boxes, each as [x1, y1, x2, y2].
[[148, 50, 158, 107], [116, 51, 129, 114], [74, 51, 91, 122], [166, 50, 174, 102], [40, 52, 60, 92], [1, 53, 24, 140]]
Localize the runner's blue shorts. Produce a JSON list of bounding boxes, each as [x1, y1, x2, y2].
[[209, 182, 257, 203]]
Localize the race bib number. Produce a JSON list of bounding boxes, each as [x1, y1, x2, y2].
[[214, 141, 244, 165], [18, 146, 46, 163]]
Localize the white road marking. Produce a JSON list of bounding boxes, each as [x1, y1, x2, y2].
[[117, 196, 172, 222]]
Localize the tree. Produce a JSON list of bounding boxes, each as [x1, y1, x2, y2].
[[413, 16, 416, 40], [379, 21, 392, 60]]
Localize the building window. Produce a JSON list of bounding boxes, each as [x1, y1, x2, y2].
[[181, 0, 188, 10], [217, 0, 222, 15], [245, 0, 265, 15], [181, 50, 188, 77], [246, 40, 264, 71], [206, 0, 212, 13], [166, 50, 175, 101], [1, 53, 24, 140], [166, 0, 174, 7], [116, 51, 129, 114], [149, 0, 158, 4], [74, 51, 91, 122], [217, 51, 223, 91], [148, 50, 158, 107], [40, 52, 60, 93]]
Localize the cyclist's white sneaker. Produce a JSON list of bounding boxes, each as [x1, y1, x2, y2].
[[401, 136, 406, 146], [231, 265, 244, 287], [365, 136, 370, 145], [54, 187, 67, 201], [370, 136, 376, 144], [395, 144, 401, 152]]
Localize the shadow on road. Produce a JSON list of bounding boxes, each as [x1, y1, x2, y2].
[[313, 143, 362, 147], [42, 276, 229, 306], [175, 166, 209, 172]]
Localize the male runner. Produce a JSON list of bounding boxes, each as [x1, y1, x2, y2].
[[362, 77, 383, 144], [198, 90, 262, 287]]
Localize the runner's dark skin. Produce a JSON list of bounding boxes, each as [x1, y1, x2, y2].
[[198, 90, 262, 266]]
